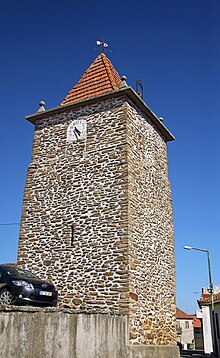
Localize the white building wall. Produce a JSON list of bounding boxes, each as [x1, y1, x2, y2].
[[178, 319, 194, 349], [202, 306, 213, 354]]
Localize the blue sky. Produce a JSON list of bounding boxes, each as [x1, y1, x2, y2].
[[0, 0, 219, 313]]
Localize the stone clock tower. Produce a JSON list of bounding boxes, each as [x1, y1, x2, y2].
[[18, 53, 178, 355]]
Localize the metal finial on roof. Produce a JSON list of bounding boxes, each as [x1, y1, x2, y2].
[[136, 80, 144, 100], [120, 75, 128, 89], [37, 101, 46, 112]]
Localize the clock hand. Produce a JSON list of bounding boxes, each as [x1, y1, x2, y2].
[[75, 127, 81, 135], [73, 130, 78, 139], [74, 127, 81, 139]]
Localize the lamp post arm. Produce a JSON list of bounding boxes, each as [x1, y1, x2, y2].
[[191, 247, 208, 253]]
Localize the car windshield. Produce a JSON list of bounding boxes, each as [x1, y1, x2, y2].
[[3, 267, 38, 279]]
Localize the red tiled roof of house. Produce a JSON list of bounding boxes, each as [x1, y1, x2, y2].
[[176, 308, 193, 319], [199, 292, 220, 305], [60, 53, 122, 106], [189, 314, 202, 328], [202, 293, 211, 299]]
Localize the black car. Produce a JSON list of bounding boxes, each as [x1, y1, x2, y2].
[[0, 265, 58, 306]]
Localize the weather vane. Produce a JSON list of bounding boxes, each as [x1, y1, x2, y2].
[[96, 39, 109, 53]]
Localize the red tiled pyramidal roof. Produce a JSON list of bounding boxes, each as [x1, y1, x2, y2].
[[60, 53, 122, 106]]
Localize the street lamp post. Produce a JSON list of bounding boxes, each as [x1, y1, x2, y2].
[[183, 246, 213, 294], [183, 245, 217, 355]]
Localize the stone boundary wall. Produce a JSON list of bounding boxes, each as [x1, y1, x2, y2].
[[0, 306, 180, 358]]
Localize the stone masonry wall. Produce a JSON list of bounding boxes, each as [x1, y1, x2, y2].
[[125, 102, 176, 345], [18, 95, 176, 345], [18, 97, 130, 312]]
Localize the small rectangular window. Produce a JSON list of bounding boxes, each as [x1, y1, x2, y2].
[[185, 321, 189, 329]]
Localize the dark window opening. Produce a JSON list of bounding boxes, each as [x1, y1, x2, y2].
[[71, 225, 74, 246], [215, 313, 220, 339]]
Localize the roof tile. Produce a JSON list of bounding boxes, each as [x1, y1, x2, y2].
[[199, 292, 220, 305], [60, 53, 122, 105], [189, 315, 202, 328]]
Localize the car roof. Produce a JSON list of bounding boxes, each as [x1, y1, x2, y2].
[[0, 264, 17, 268], [0, 265, 10, 269], [0, 265, 19, 272]]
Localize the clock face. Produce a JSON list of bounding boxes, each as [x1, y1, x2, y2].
[[67, 119, 87, 143]]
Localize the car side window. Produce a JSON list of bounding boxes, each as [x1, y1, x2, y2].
[[0, 269, 2, 281]]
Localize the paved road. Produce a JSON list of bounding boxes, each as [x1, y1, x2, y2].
[[180, 350, 217, 357], [181, 356, 217, 357], [181, 355, 215, 357]]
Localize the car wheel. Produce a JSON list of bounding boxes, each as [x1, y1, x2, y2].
[[0, 288, 13, 305]]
